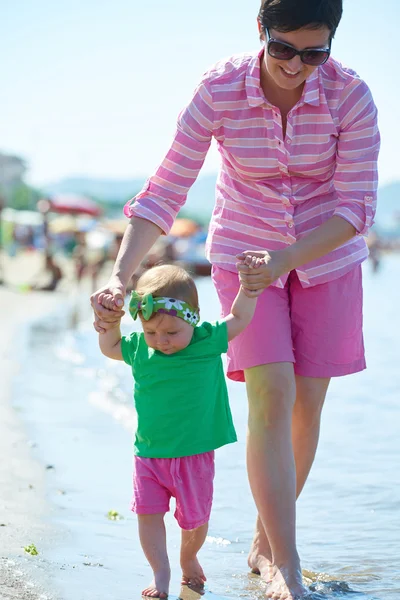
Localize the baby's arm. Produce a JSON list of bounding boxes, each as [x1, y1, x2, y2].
[[223, 254, 265, 342], [223, 286, 258, 342], [98, 317, 123, 361]]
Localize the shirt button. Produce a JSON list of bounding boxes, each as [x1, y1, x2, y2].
[[288, 222, 294, 228], [287, 139, 291, 144]]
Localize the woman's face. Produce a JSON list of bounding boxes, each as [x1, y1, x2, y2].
[[261, 26, 331, 92]]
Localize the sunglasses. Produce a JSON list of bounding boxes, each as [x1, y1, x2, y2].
[[265, 29, 331, 66]]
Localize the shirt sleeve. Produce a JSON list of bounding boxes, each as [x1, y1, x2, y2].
[[123, 79, 214, 234], [120, 332, 140, 366], [197, 321, 229, 355], [333, 79, 380, 235]]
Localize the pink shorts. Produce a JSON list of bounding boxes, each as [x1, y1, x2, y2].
[[131, 452, 215, 530], [212, 265, 365, 381]]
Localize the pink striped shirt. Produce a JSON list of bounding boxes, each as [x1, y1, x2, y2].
[[124, 49, 380, 287]]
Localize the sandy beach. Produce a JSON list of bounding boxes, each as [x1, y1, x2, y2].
[[0, 283, 62, 600], [0, 251, 89, 600]]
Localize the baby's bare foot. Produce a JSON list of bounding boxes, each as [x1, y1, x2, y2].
[[181, 557, 206, 588], [142, 567, 170, 598]]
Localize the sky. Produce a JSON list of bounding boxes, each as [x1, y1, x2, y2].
[[1, 0, 399, 187]]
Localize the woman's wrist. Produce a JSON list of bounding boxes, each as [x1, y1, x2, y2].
[[276, 247, 297, 275], [108, 272, 127, 290]]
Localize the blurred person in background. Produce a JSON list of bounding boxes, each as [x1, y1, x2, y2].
[[31, 252, 63, 292]]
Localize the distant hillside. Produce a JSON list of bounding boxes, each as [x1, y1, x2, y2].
[[43, 175, 399, 229], [43, 174, 218, 223], [43, 177, 145, 205]]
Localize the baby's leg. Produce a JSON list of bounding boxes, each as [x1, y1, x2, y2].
[[180, 522, 208, 588], [138, 513, 170, 598]]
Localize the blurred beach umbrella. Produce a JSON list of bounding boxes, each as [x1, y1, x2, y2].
[[170, 218, 200, 238], [43, 194, 102, 217]]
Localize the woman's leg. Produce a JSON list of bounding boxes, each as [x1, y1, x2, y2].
[[292, 375, 330, 495], [245, 362, 308, 599], [180, 522, 209, 587], [138, 513, 170, 598], [248, 375, 330, 583]]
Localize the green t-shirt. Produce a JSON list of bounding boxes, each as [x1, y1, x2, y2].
[[121, 321, 237, 458]]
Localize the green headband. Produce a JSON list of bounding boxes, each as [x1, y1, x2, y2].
[[129, 291, 200, 327]]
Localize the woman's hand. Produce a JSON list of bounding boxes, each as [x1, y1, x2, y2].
[[236, 250, 291, 294], [90, 279, 126, 334]]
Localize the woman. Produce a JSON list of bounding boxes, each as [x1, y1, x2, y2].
[[91, 1, 380, 598]]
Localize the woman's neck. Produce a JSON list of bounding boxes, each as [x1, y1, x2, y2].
[[260, 57, 304, 114]]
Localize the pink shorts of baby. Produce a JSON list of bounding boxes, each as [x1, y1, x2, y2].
[[131, 451, 215, 530], [212, 265, 365, 381]]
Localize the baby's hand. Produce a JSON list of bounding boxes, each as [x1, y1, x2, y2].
[[98, 292, 119, 310], [242, 254, 265, 269]]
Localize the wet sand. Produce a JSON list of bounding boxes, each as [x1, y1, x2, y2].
[[0, 284, 62, 600], [0, 251, 85, 599]]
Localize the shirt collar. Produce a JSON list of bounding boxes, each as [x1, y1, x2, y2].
[[245, 48, 321, 108]]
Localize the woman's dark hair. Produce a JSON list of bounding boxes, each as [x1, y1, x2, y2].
[[258, 0, 343, 39]]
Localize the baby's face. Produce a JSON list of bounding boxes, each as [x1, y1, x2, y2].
[[141, 313, 194, 354]]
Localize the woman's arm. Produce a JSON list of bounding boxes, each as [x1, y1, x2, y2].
[[91, 79, 214, 332], [237, 216, 356, 291], [111, 218, 163, 289], [282, 216, 356, 270], [91, 218, 162, 332]]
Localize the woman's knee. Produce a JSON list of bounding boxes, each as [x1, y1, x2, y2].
[[293, 376, 330, 430], [295, 376, 330, 410], [245, 363, 296, 427]]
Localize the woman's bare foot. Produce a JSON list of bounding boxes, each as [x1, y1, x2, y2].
[[265, 564, 309, 600], [181, 557, 207, 588], [142, 567, 170, 598], [248, 520, 275, 583], [248, 547, 275, 583]]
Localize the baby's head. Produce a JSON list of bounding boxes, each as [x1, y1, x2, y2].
[[130, 264, 199, 354]]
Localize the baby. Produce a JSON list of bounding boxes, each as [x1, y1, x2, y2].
[[97, 263, 260, 597]]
